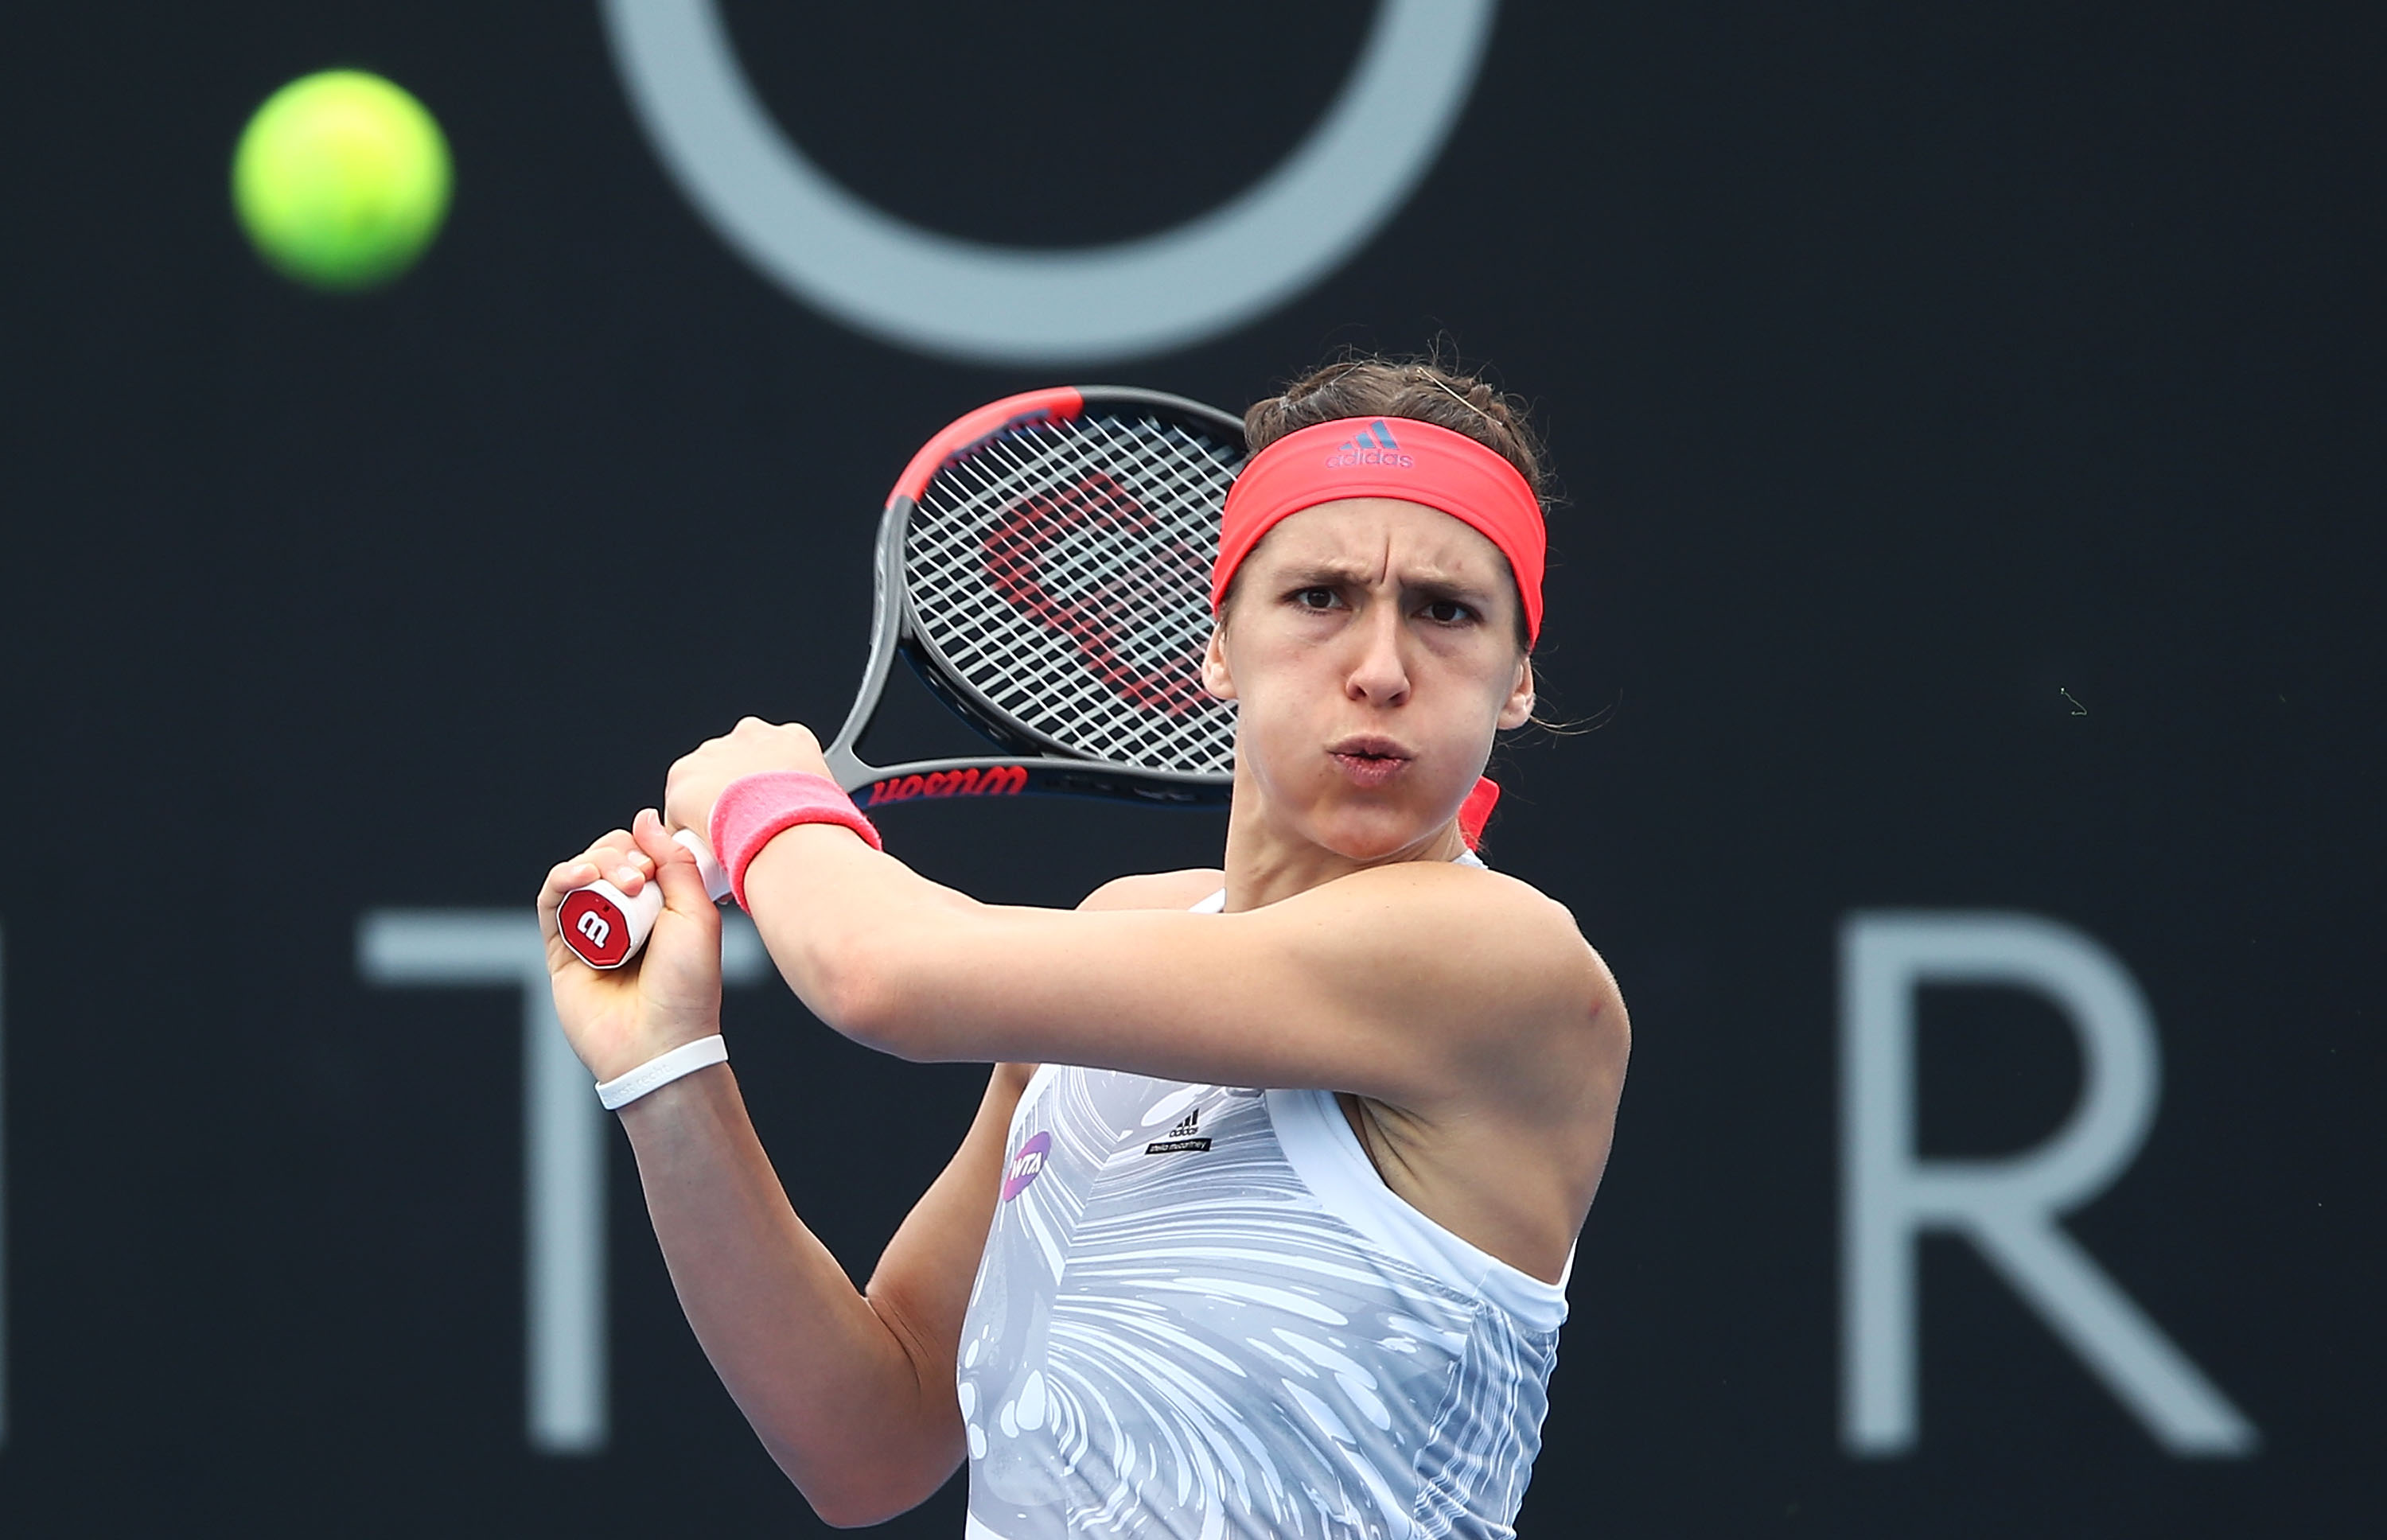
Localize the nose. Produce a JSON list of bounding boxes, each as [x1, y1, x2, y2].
[[1343, 599, 1412, 707]]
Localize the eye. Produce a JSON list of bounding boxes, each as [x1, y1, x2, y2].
[[1422, 598, 1477, 625], [1291, 586, 1340, 610]]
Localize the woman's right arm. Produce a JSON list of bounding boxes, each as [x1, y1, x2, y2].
[[618, 1058, 1028, 1526], [538, 812, 1025, 1526]]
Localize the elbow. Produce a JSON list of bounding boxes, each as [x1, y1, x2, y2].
[[811, 1493, 905, 1530], [807, 1495, 877, 1530], [810, 930, 933, 1061], [799, 1459, 950, 1529]]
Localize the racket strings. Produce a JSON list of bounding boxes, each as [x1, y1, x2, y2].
[[986, 416, 1224, 688], [982, 473, 1206, 715], [923, 420, 1229, 764], [905, 411, 1243, 775]]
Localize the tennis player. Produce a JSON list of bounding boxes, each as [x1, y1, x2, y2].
[[539, 358, 1629, 1537]]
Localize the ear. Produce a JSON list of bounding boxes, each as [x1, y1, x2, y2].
[[1201, 624, 1238, 702], [1495, 654, 1536, 730]]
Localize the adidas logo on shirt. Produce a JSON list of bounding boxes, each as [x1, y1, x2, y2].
[[1323, 418, 1415, 469], [1144, 1105, 1212, 1155]]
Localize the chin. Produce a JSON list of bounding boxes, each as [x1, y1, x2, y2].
[[1303, 803, 1443, 861]]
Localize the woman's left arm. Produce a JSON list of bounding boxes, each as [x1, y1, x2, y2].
[[668, 725, 1607, 1109]]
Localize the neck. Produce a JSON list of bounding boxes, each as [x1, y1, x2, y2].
[[1218, 764, 1472, 912]]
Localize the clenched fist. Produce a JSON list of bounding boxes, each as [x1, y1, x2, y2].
[[537, 809, 726, 1085], [664, 718, 835, 844]]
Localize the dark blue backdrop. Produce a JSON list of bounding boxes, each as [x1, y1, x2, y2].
[[2, 2, 2378, 1534]]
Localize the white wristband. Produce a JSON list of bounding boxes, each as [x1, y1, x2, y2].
[[594, 1035, 729, 1110]]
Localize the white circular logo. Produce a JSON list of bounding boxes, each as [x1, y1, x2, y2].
[[599, 0, 1499, 365]]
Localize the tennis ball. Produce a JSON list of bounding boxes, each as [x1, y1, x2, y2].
[[232, 70, 451, 291]]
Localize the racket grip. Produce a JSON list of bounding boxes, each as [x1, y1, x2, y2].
[[557, 830, 733, 970]]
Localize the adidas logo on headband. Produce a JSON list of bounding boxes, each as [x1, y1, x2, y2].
[[1324, 418, 1415, 469]]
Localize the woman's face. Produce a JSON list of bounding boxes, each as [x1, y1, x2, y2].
[[1202, 497, 1536, 860]]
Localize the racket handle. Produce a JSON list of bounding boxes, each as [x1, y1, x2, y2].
[[557, 830, 732, 970]]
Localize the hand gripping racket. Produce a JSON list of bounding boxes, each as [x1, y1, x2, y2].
[[559, 386, 1246, 969]]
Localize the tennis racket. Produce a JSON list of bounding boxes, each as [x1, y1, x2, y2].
[[559, 385, 1246, 969]]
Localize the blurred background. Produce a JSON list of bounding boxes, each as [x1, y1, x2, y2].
[[2, 2, 2378, 1534]]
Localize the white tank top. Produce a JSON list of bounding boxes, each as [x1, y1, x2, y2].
[[958, 884, 1571, 1540]]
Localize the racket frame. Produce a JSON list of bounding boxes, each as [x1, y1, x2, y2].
[[821, 386, 1244, 813]]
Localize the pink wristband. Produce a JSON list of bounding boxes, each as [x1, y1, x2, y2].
[[707, 771, 884, 911]]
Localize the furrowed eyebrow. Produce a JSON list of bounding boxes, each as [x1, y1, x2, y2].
[[1275, 561, 1376, 589], [1404, 574, 1497, 605], [1273, 562, 1494, 598]]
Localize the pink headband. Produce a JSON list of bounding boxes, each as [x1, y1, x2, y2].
[[1212, 416, 1547, 644]]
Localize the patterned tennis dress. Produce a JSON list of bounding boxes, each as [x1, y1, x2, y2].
[[957, 892, 1571, 1539]]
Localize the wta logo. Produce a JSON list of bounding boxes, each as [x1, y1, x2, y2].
[[1001, 1131, 1052, 1202], [864, 764, 1029, 806], [1324, 418, 1414, 469]]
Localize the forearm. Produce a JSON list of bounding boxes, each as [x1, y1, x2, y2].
[[618, 1064, 960, 1523], [743, 829, 1311, 1075], [742, 826, 983, 1048], [743, 828, 1281, 1071]]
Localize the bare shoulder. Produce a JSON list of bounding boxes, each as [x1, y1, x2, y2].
[[1299, 858, 1587, 951], [1297, 861, 1626, 1036], [1077, 867, 1228, 912]]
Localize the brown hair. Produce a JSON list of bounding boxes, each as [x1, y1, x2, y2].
[[1236, 352, 1552, 649], [1244, 352, 1551, 499]]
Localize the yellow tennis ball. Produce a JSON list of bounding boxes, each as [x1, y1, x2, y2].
[[232, 70, 451, 291]]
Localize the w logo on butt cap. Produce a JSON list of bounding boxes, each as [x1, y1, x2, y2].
[[1337, 419, 1402, 455]]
